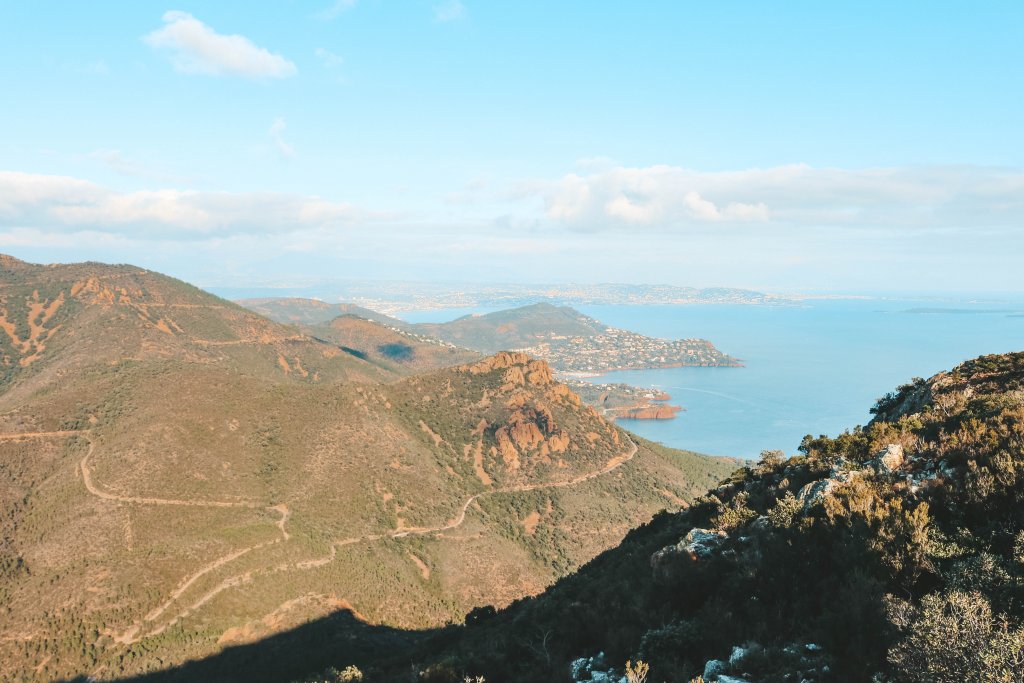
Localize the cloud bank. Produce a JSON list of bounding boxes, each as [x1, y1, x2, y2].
[[532, 164, 1024, 231], [144, 11, 296, 79], [0, 172, 368, 238]]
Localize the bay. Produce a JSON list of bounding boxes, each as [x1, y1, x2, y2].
[[575, 300, 1024, 458], [398, 299, 1024, 459]]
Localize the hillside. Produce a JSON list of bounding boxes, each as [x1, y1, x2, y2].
[[237, 298, 479, 375], [237, 298, 410, 330], [417, 303, 605, 351], [306, 315, 480, 375], [0, 257, 735, 682], [372, 351, 1024, 682], [415, 303, 740, 373], [88, 352, 1024, 683]]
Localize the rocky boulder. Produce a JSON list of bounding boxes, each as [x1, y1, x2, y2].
[[797, 469, 860, 510], [872, 443, 905, 473], [569, 652, 624, 683], [651, 528, 728, 583]]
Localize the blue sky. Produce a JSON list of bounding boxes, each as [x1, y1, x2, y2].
[[1, 1, 1022, 294]]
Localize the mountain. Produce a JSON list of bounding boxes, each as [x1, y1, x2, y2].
[[236, 297, 410, 330], [0, 256, 735, 681], [372, 351, 1024, 682], [306, 314, 480, 375], [416, 303, 740, 373], [237, 297, 479, 375], [217, 281, 785, 312], [416, 303, 603, 352]]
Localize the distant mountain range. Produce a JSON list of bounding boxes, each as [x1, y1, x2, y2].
[[220, 281, 793, 314], [0, 255, 735, 681]]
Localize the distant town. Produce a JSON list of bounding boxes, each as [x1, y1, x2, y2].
[[515, 326, 742, 374]]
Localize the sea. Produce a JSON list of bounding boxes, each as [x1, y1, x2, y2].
[[398, 299, 1024, 460]]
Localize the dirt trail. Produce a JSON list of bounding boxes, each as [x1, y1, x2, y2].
[[0, 430, 294, 645], [133, 505, 291, 627], [80, 439, 259, 508], [129, 438, 641, 642], [0, 430, 81, 441], [4, 428, 637, 645], [389, 438, 637, 538], [191, 336, 307, 347]]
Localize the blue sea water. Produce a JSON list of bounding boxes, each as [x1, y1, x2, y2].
[[399, 299, 1024, 459]]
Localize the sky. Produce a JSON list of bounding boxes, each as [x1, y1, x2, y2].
[[1, 1, 1022, 295]]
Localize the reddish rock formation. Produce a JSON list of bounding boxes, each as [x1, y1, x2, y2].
[[610, 404, 682, 420]]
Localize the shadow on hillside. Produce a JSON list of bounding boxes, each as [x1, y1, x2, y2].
[[58, 607, 443, 683]]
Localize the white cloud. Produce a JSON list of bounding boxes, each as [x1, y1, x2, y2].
[[0, 171, 377, 239], [143, 11, 296, 79], [433, 0, 465, 23], [268, 118, 295, 158], [532, 164, 1024, 231]]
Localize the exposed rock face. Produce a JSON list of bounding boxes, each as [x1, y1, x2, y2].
[[609, 404, 682, 420], [873, 443, 905, 473], [728, 645, 748, 666], [682, 528, 728, 558], [0, 254, 28, 270], [461, 353, 585, 474], [463, 352, 553, 387]]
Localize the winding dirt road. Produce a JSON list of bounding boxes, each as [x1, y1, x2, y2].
[[2, 428, 638, 645], [132, 436, 640, 642]]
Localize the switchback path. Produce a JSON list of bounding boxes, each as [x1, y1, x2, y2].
[[142, 437, 642, 640], [0, 430, 289, 645], [1, 428, 638, 645], [123, 435, 639, 642], [80, 437, 261, 509]]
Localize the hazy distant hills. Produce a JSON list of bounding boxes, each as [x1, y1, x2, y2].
[[216, 280, 788, 313], [0, 255, 735, 681]]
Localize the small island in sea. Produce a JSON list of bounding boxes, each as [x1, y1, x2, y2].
[[566, 380, 684, 420]]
